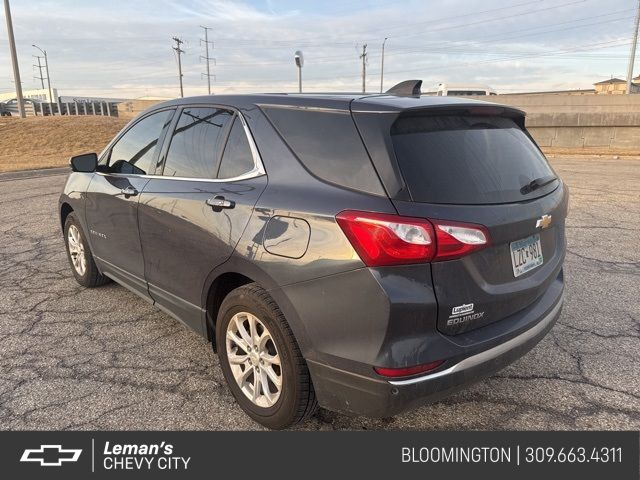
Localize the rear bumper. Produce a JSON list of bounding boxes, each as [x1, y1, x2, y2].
[[307, 292, 562, 417]]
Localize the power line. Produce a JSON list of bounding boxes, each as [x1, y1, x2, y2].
[[377, 0, 545, 35], [388, 0, 588, 40], [208, 0, 587, 48], [200, 25, 215, 95], [384, 10, 634, 55]]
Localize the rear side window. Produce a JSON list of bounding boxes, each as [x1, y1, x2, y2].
[[163, 107, 233, 179], [218, 117, 255, 179], [391, 115, 556, 204], [263, 107, 384, 195]]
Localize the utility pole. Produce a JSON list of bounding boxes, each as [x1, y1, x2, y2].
[[380, 37, 388, 93], [33, 45, 54, 108], [172, 36, 185, 98], [360, 44, 368, 94], [3, 0, 25, 118], [626, 0, 640, 95], [200, 26, 215, 94], [33, 55, 45, 89]]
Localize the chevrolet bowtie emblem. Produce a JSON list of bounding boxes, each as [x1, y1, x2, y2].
[[535, 214, 552, 229], [20, 445, 82, 467]]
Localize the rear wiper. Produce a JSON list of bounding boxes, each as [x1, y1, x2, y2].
[[520, 175, 557, 195]]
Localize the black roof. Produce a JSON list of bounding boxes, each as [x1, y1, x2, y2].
[[148, 92, 525, 117]]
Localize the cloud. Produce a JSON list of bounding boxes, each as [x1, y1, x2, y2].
[[0, 0, 634, 98]]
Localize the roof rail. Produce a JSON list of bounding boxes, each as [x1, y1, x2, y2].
[[386, 80, 422, 97]]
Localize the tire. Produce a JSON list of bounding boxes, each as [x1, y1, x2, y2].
[[216, 283, 318, 429], [63, 213, 110, 288]]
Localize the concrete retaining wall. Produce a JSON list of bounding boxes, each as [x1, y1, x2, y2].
[[116, 93, 640, 154], [489, 94, 640, 154]]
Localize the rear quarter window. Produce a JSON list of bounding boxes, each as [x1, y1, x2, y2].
[[391, 115, 557, 204], [262, 106, 384, 195]]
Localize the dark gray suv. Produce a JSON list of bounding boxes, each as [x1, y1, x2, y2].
[[59, 82, 567, 429]]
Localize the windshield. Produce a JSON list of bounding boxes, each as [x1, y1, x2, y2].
[[391, 115, 557, 204]]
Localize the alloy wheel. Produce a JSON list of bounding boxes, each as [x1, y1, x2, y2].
[[226, 312, 282, 408], [67, 224, 87, 276]]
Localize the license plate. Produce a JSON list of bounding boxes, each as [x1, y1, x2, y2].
[[510, 234, 543, 277]]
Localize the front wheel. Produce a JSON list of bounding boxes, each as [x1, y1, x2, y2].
[[216, 283, 317, 429], [64, 213, 110, 287]]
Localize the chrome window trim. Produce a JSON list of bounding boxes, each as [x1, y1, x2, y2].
[[388, 294, 563, 387], [350, 110, 397, 114], [257, 103, 350, 114], [96, 110, 265, 183]]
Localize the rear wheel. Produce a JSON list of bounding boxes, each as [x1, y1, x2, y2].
[[216, 283, 317, 429], [64, 213, 110, 287]]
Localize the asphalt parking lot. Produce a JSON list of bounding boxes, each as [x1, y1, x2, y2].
[[0, 157, 638, 430]]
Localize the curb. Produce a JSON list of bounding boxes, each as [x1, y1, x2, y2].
[[0, 166, 70, 182]]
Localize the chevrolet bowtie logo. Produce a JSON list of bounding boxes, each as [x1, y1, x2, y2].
[[20, 445, 82, 467], [535, 214, 552, 229]]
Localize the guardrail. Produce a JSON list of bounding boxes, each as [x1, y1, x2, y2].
[[2, 101, 119, 117]]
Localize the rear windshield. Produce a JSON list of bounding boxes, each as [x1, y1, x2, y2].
[[391, 115, 557, 204]]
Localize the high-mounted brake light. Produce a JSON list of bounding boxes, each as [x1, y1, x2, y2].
[[336, 211, 489, 266]]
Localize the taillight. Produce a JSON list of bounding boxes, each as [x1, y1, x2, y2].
[[335, 211, 435, 267], [431, 220, 489, 262], [374, 360, 445, 378], [336, 211, 489, 266]]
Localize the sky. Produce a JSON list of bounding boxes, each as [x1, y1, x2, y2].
[[0, 0, 638, 99]]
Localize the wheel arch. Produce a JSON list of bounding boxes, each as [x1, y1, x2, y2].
[[60, 202, 74, 231], [202, 256, 310, 355]]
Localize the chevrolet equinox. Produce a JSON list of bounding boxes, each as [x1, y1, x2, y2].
[[59, 81, 567, 429]]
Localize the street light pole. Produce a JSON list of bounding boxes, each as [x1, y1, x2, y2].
[[380, 37, 388, 93], [33, 45, 54, 108], [294, 51, 304, 93], [3, 0, 25, 118], [626, 0, 640, 95]]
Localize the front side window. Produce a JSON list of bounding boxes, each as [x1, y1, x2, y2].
[[163, 107, 233, 179], [217, 117, 255, 179], [108, 109, 173, 175]]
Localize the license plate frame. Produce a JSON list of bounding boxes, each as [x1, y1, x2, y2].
[[510, 234, 543, 277]]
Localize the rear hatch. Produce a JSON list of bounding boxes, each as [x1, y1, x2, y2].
[[355, 103, 568, 335]]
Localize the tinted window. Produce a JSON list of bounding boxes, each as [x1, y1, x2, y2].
[[163, 107, 233, 178], [263, 107, 383, 195], [392, 115, 556, 204], [218, 117, 254, 179], [109, 110, 173, 175]]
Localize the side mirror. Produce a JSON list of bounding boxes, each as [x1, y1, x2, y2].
[[70, 153, 98, 173]]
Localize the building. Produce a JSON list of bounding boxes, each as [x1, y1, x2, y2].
[[0, 87, 58, 102], [594, 77, 640, 95]]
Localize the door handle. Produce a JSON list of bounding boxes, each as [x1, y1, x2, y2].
[[206, 196, 235, 209], [121, 186, 138, 196]]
